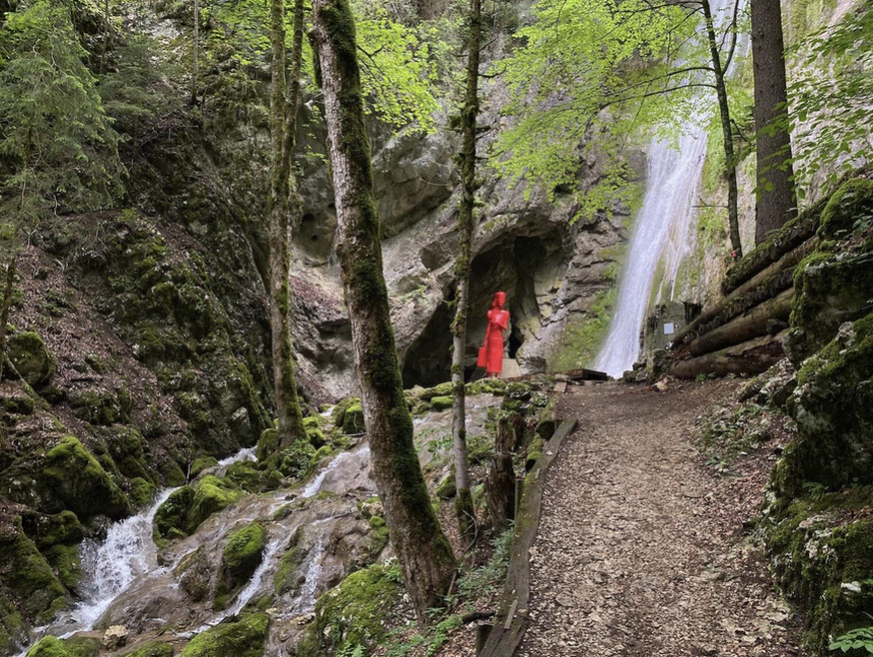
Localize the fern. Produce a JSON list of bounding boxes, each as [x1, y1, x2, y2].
[[829, 627, 873, 653]]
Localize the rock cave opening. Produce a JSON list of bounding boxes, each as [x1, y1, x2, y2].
[[401, 228, 569, 388]]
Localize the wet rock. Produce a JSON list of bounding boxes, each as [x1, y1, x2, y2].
[[180, 613, 270, 657], [102, 625, 129, 650]]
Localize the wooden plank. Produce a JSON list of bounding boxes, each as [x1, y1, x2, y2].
[[671, 332, 786, 379], [477, 418, 578, 657]]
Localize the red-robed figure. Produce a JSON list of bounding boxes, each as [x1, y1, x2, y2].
[[478, 291, 509, 377]]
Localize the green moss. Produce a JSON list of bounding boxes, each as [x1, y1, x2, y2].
[[69, 389, 124, 426], [297, 564, 401, 657], [215, 523, 267, 608], [306, 427, 327, 449], [119, 641, 174, 657], [0, 589, 28, 655], [190, 457, 219, 478], [162, 462, 187, 487], [20, 510, 83, 549], [550, 288, 616, 371], [43, 544, 83, 591], [180, 613, 269, 657], [189, 476, 243, 532], [226, 461, 280, 493], [8, 331, 55, 388], [24, 636, 101, 657], [107, 427, 150, 480], [419, 382, 453, 401], [341, 402, 365, 434], [41, 437, 129, 520], [430, 396, 453, 412], [2, 391, 36, 416], [0, 519, 68, 622], [308, 445, 334, 472], [153, 485, 195, 539], [129, 477, 157, 506], [273, 531, 304, 596], [256, 428, 279, 461], [330, 396, 360, 430], [435, 473, 456, 499], [818, 178, 873, 239]]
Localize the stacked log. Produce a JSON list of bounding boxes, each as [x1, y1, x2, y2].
[[670, 207, 822, 379]]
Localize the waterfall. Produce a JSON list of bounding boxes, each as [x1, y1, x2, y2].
[[594, 0, 742, 377]]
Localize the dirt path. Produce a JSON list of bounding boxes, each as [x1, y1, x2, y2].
[[518, 380, 802, 657]]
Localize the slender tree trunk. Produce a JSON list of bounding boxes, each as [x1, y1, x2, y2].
[[0, 256, 16, 381], [450, 0, 482, 546], [751, 0, 796, 243], [269, 0, 307, 447], [310, 0, 457, 623], [191, 0, 199, 104], [701, 0, 742, 258]]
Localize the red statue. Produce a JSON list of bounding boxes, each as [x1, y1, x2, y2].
[[478, 291, 509, 377]]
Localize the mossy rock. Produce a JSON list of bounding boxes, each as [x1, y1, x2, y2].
[[190, 456, 219, 478], [435, 472, 456, 499], [162, 462, 187, 487], [506, 382, 532, 400], [43, 544, 83, 591], [466, 378, 506, 396], [331, 397, 360, 430], [8, 331, 55, 388], [154, 485, 195, 539], [341, 402, 365, 434], [24, 636, 101, 657], [776, 312, 873, 498], [129, 477, 157, 506], [119, 641, 174, 657], [306, 427, 327, 449], [308, 445, 334, 472], [418, 382, 453, 401], [107, 427, 150, 480], [0, 588, 28, 656], [785, 248, 873, 363], [273, 530, 304, 596], [68, 388, 124, 426], [429, 396, 453, 412], [818, 178, 873, 239], [41, 437, 129, 520], [0, 519, 68, 622], [20, 510, 83, 549], [297, 564, 401, 657], [2, 389, 36, 416], [180, 613, 269, 657], [215, 523, 266, 608], [255, 428, 279, 461], [189, 476, 243, 533], [226, 461, 281, 493]]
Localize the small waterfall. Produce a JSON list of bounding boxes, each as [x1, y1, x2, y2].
[[594, 0, 742, 377], [300, 445, 371, 498], [214, 447, 256, 477]]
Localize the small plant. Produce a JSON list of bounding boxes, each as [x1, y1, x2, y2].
[[829, 626, 873, 653], [803, 481, 828, 502]]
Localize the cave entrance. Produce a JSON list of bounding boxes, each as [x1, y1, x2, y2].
[[401, 228, 568, 388]]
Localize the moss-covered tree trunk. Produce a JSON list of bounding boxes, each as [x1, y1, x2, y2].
[[0, 256, 16, 381], [701, 0, 742, 258], [751, 0, 797, 243], [449, 0, 482, 546], [191, 0, 199, 104], [269, 0, 307, 448], [310, 0, 457, 623]]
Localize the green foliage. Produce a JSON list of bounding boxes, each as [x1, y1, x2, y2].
[[0, 0, 123, 235], [496, 0, 707, 219], [830, 626, 873, 653], [788, 4, 873, 199], [180, 613, 270, 657], [550, 288, 616, 370]]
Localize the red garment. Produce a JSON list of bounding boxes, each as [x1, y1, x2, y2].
[[481, 291, 509, 376]]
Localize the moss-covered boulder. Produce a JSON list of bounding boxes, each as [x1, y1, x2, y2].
[[7, 331, 55, 388], [297, 564, 401, 657], [41, 437, 129, 520], [273, 530, 304, 596], [225, 461, 282, 493], [255, 428, 279, 461], [154, 475, 243, 539], [214, 523, 266, 609], [179, 613, 269, 657], [119, 641, 174, 657], [0, 519, 68, 623], [43, 543, 83, 591], [0, 588, 28, 656], [341, 402, 365, 435], [774, 313, 873, 498], [818, 178, 873, 239], [435, 473, 456, 499], [430, 396, 453, 412], [785, 248, 873, 363], [190, 456, 219, 478], [129, 477, 157, 506], [24, 636, 101, 657], [68, 388, 124, 426], [331, 397, 362, 433], [20, 510, 83, 550]]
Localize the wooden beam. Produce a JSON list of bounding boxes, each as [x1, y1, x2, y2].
[[671, 332, 786, 379]]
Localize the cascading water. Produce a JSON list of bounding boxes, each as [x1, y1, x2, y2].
[[594, 0, 742, 377]]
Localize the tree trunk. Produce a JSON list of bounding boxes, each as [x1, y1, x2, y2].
[[702, 0, 742, 257], [309, 0, 457, 623], [450, 0, 482, 546], [485, 416, 516, 534], [688, 288, 793, 356], [0, 257, 16, 381], [751, 0, 797, 243], [671, 332, 786, 379], [269, 0, 307, 448]]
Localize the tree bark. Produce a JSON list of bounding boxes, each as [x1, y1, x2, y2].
[[269, 0, 307, 448], [0, 257, 17, 381], [309, 0, 457, 623], [485, 416, 516, 534], [671, 332, 786, 379], [751, 0, 797, 243], [702, 0, 742, 257], [688, 288, 793, 356], [191, 0, 199, 104], [450, 0, 482, 546]]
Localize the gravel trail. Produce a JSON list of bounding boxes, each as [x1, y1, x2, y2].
[[518, 380, 803, 657]]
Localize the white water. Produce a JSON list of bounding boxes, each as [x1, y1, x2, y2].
[[300, 445, 371, 498], [594, 0, 742, 377], [214, 447, 256, 476]]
